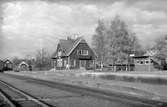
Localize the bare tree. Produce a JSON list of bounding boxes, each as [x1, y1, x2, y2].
[[12, 57, 22, 67], [92, 20, 107, 66], [35, 48, 52, 70]]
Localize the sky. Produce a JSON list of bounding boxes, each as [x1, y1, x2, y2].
[[1, 0, 167, 58]]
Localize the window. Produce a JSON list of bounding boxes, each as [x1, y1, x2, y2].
[[77, 50, 79, 55], [58, 51, 62, 56], [71, 60, 76, 67], [64, 60, 67, 67], [145, 60, 149, 64], [82, 50, 88, 55], [140, 61, 143, 64], [77, 50, 88, 55], [135, 60, 141, 64], [136, 60, 140, 64], [74, 60, 76, 67], [57, 59, 62, 67]]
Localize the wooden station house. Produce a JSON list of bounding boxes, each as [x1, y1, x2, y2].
[[52, 36, 97, 70]]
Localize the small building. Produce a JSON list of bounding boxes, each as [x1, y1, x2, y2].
[[19, 61, 29, 71], [132, 56, 158, 71], [107, 60, 135, 72], [3, 59, 13, 71], [52, 36, 97, 70]]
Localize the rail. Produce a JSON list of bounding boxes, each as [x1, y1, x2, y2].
[[4, 74, 167, 107], [0, 80, 53, 107]]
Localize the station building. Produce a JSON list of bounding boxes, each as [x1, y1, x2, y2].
[[52, 36, 97, 70]]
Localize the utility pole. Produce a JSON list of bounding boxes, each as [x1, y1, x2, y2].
[[149, 56, 151, 72], [39, 38, 43, 70]]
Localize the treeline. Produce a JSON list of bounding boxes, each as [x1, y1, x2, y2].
[[92, 16, 167, 70], [12, 16, 167, 71], [92, 16, 143, 65], [152, 35, 167, 70], [12, 48, 52, 71]]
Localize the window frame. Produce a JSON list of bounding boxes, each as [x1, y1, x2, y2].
[[78, 50, 88, 55]]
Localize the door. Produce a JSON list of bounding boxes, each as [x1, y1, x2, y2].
[[80, 60, 86, 68]]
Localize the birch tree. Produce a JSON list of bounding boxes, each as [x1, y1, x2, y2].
[[153, 35, 167, 69], [92, 20, 107, 64], [154, 35, 167, 58], [92, 16, 142, 66], [35, 48, 52, 70], [106, 16, 138, 64]]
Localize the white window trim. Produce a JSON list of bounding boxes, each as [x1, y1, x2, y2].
[[64, 60, 67, 67], [74, 60, 76, 67], [79, 50, 88, 55], [57, 59, 62, 67]]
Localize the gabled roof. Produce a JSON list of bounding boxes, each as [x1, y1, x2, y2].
[[3, 59, 13, 63], [53, 36, 97, 57], [66, 37, 85, 56], [59, 39, 74, 55], [19, 61, 29, 67]]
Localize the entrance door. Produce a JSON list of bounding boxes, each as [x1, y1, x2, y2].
[[80, 60, 86, 69]]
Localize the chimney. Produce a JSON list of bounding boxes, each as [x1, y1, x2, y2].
[[73, 34, 80, 39], [67, 36, 75, 42], [67, 36, 71, 40]]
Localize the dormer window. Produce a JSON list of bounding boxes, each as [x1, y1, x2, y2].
[[77, 50, 88, 55], [58, 50, 62, 56], [82, 50, 88, 55]]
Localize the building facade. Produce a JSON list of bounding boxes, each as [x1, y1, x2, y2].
[[19, 61, 29, 71], [52, 37, 97, 70], [3, 59, 13, 71], [132, 56, 158, 71]]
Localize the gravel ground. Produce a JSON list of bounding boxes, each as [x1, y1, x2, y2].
[[0, 73, 146, 107]]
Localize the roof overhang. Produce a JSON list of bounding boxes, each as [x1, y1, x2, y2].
[[52, 56, 68, 59], [132, 55, 150, 59]]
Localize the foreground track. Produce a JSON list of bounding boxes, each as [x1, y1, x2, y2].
[[0, 73, 167, 107], [0, 89, 16, 107], [0, 79, 52, 107]]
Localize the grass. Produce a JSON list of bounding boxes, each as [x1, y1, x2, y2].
[[99, 74, 167, 85]]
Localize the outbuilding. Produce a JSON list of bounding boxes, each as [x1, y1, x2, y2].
[[19, 61, 29, 71], [132, 56, 158, 71], [3, 59, 13, 71]]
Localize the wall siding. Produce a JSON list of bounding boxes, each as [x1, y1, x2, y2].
[[69, 43, 96, 69]]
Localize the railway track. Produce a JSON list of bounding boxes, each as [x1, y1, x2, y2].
[[0, 80, 53, 107], [0, 74, 167, 107]]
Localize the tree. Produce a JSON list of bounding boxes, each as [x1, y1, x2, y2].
[[34, 48, 52, 70], [92, 20, 107, 64], [106, 16, 141, 64], [12, 57, 22, 66], [154, 35, 167, 58], [129, 33, 144, 56], [153, 35, 167, 70], [92, 16, 142, 68]]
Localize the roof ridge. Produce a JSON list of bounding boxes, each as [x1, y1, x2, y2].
[[67, 37, 83, 56], [52, 36, 84, 58]]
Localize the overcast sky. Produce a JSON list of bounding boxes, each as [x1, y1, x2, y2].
[[1, 0, 167, 58]]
